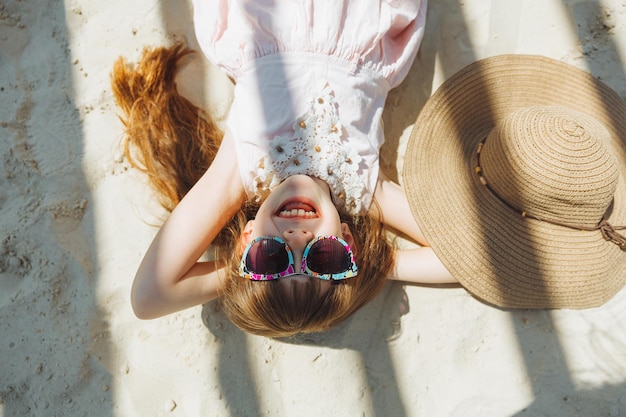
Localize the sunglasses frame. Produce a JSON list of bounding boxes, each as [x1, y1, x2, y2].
[[239, 235, 358, 281]]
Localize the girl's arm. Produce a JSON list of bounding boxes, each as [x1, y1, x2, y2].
[[371, 172, 427, 245], [372, 173, 457, 284], [131, 130, 247, 319]]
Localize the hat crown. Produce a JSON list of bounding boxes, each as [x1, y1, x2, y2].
[[481, 106, 619, 227]]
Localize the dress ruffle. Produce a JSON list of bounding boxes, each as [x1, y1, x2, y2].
[[192, 0, 426, 87]]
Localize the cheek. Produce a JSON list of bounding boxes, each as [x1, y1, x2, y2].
[[250, 206, 274, 237], [324, 212, 344, 235]]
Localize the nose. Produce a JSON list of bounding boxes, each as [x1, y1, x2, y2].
[[282, 229, 314, 272], [282, 229, 314, 247]]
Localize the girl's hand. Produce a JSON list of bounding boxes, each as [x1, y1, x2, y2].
[[389, 247, 457, 284], [131, 131, 246, 319], [373, 173, 457, 285]]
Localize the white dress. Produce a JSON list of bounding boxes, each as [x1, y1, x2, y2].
[[192, 0, 427, 214]]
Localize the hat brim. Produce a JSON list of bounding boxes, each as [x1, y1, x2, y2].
[[404, 55, 626, 309]]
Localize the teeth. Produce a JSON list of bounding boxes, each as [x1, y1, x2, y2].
[[278, 208, 317, 218]]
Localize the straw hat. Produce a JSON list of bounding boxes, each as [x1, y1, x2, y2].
[[404, 55, 626, 309]]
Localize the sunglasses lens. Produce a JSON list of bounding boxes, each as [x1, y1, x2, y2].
[[306, 239, 352, 274], [245, 239, 290, 275]]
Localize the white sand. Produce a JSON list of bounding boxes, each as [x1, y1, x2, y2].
[[1, 0, 626, 416]]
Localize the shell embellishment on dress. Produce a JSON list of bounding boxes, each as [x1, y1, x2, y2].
[[254, 83, 365, 214]]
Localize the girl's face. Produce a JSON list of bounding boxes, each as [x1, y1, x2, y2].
[[241, 175, 355, 278]]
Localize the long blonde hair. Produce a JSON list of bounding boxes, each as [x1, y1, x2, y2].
[[112, 44, 394, 337]]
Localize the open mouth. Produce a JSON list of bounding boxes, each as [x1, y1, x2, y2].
[[276, 200, 319, 219]]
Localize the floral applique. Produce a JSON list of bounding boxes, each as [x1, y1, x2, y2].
[[253, 83, 365, 214]]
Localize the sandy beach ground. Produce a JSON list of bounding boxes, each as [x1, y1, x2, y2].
[[1, 0, 626, 416]]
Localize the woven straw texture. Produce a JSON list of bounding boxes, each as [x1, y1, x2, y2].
[[404, 54, 626, 309]]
